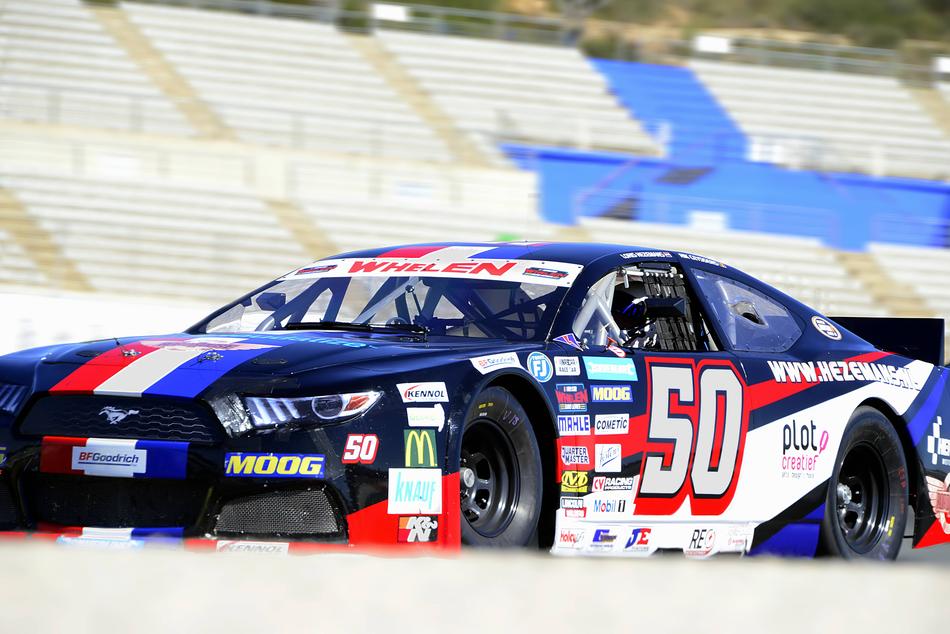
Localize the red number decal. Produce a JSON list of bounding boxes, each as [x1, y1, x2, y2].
[[342, 434, 379, 464], [635, 359, 748, 516]]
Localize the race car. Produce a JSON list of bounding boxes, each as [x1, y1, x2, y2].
[[0, 241, 948, 559]]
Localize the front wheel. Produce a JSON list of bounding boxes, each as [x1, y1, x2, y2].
[[819, 407, 908, 560], [460, 387, 542, 547]]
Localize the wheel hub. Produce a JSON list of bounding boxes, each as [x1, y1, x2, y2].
[[834, 442, 888, 554], [459, 419, 519, 539]]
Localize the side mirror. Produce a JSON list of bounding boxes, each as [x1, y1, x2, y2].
[[256, 292, 286, 311]]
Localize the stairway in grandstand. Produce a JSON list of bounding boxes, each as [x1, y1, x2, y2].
[[375, 29, 659, 156], [0, 173, 310, 303], [0, 0, 194, 136], [689, 60, 950, 179], [122, 2, 453, 162]]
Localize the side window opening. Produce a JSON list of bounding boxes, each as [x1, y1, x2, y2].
[[572, 263, 715, 353], [693, 269, 802, 353]]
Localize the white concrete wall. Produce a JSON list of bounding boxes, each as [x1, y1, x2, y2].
[[0, 544, 945, 632]]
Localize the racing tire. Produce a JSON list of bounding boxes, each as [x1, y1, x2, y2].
[[460, 387, 543, 548], [819, 407, 908, 560]]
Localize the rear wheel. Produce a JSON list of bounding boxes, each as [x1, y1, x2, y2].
[[460, 387, 542, 548], [820, 407, 907, 560]]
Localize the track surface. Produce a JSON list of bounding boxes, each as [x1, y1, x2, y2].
[[2, 542, 947, 633]]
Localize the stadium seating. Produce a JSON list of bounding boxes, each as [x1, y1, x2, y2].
[[375, 29, 659, 155], [690, 60, 950, 179], [123, 2, 452, 162], [288, 159, 546, 253], [0, 229, 46, 287], [0, 0, 193, 136], [580, 217, 885, 317], [869, 242, 950, 325], [0, 172, 308, 303], [592, 60, 747, 165]]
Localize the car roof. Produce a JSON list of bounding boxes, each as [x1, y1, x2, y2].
[[331, 241, 732, 269]]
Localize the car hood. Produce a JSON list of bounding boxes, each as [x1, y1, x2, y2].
[[3, 331, 527, 399]]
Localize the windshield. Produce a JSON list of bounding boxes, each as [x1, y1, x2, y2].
[[198, 256, 582, 341]]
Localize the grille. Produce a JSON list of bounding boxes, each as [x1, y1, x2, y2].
[[19, 396, 224, 443], [24, 474, 208, 527], [215, 489, 341, 538], [0, 482, 18, 528]]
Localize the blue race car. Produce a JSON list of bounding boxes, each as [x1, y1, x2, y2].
[[0, 242, 947, 558]]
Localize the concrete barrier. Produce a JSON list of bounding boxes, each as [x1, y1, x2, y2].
[[2, 543, 946, 632]]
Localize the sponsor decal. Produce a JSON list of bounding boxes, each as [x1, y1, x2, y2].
[[607, 344, 626, 358], [554, 356, 581, 376], [553, 333, 584, 351], [557, 414, 591, 436], [561, 497, 586, 517], [621, 251, 673, 259], [588, 497, 628, 516], [811, 316, 842, 340], [685, 528, 716, 558], [397, 382, 449, 403], [297, 264, 337, 275], [678, 252, 725, 268], [40, 437, 187, 479], [592, 476, 635, 492], [342, 434, 379, 464], [583, 357, 638, 381], [287, 257, 583, 287], [527, 352, 553, 383], [471, 352, 521, 374], [927, 474, 950, 534], [406, 404, 446, 431], [594, 413, 629, 436], [557, 529, 585, 549], [625, 528, 652, 553], [404, 429, 438, 468], [555, 383, 588, 413], [591, 528, 618, 549], [216, 541, 290, 554], [524, 267, 568, 280], [766, 359, 916, 389], [388, 468, 442, 514], [595, 444, 622, 473], [561, 445, 590, 466], [927, 417, 950, 468], [590, 384, 633, 403], [139, 337, 276, 353], [560, 470, 589, 493], [397, 516, 439, 543], [781, 420, 829, 479], [725, 526, 754, 552], [225, 453, 325, 478]]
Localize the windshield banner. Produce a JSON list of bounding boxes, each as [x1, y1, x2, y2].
[[283, 258, 585, 288]]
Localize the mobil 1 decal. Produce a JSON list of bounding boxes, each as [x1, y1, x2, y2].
[[635, 357, 749, 516]]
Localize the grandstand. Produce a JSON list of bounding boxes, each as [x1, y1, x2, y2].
[[2, 0, 950, 356]]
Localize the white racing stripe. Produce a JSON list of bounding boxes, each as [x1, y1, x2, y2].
[[94, 348, 206, 396]]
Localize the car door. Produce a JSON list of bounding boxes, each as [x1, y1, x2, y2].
[[561, 261, 753, 553]]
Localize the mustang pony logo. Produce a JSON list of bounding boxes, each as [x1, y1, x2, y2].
[[98, 406, 140, 425]]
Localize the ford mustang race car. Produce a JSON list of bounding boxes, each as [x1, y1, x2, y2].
[[0, 242, 948, 559]]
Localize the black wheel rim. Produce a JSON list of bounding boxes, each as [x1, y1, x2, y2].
[[459, 418, 520, 539], [835, 442, 890, 554]]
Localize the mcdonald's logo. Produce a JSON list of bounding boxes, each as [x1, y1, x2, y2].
[[404, 429, 437, 468]]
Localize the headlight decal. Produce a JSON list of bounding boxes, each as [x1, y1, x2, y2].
[[243, 391, 382, 431], [0, 384, 28, 416]]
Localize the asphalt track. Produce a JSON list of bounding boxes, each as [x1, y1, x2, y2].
[[2, 540, 946, 633]]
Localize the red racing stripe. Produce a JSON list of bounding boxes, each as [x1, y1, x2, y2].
[[49, 342, 161, 394], [377, 246, 447, 258]]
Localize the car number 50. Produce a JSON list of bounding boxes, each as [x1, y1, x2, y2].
[[637, 363, 746, 516]]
